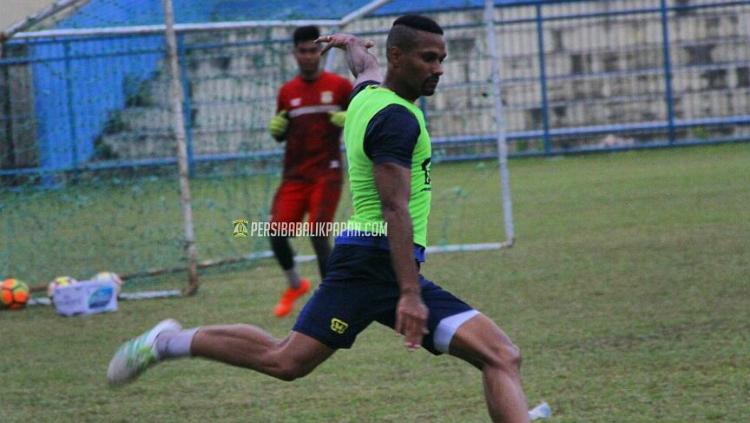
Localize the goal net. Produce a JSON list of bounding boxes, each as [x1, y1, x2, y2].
[[0, 0, 514, 294]]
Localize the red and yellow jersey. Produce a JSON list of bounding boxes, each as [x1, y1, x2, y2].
[[277, 71, 353, 181]]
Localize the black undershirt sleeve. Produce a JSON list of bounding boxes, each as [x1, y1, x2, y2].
[[363, 105, 421, 168], [349, 80, 380, 104]]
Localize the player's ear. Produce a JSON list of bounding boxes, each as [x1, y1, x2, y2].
[[387, 46, 403, 67]]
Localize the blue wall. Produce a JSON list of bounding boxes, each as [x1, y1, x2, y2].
[[52, 0, 551, 27], [29, 0, 559, 173], [31, 35, 162, 172]]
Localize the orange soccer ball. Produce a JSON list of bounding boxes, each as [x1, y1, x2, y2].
[[1, 278, 30, 310]]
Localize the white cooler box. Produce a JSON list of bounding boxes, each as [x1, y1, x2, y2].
[[53, 280, 118, 316]]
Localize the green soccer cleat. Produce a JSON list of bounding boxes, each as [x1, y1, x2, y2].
[[107, 318, 182, 386]]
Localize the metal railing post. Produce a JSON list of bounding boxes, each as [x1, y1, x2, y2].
[[660, 0, 677, 144], [177, 34, 195, 176], [535, 4, 552, 154], [63, 40, 80, 180]]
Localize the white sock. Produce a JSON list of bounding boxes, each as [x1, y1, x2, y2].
[[284, 268, 301, 289], [155, 328, 198, 359]]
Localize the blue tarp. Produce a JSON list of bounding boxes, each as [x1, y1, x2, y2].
[[32, 0, 560, 174], [57, 0, 558, 27]]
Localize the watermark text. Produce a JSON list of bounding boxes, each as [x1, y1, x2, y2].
[[233, 220, 387, 238]]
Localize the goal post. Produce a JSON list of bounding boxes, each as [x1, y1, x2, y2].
[[484, 0, 515, 248], [161, 0, 198, 295]]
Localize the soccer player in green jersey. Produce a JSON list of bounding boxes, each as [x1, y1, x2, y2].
[[107, 15, 531, 422]]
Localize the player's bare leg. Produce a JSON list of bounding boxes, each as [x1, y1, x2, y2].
[[108, 322, 333, 385], [191, 327, 334, 381], [448, 314, 529, 423]]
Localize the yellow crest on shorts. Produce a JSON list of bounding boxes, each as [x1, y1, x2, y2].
[[330, 318, 348, 334]]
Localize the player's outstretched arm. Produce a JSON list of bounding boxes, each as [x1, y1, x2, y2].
[[316, 33, 381, 86], [374, 162, 428, 351]]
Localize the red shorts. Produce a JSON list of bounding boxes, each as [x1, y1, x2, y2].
[[270, 173, 342, 224]]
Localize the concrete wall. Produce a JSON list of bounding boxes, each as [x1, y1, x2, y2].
[[94, 3, 750, 160], [1, 0, 56, 169], [0, 56, 37, 167], [0, 0, 56, 33]]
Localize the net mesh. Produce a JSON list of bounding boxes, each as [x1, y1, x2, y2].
[[0, 1, 509, 291]]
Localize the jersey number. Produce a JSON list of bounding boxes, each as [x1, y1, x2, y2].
[[421, 158, 431, 185]]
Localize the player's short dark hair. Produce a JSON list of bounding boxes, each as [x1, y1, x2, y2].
[[386, 15, 443, 52], [393, 15, 443, 35], [293, 26, 320, 46]]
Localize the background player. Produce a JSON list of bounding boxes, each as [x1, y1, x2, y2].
[[108, 16, 530, 422], [266, 25, 353, 317]]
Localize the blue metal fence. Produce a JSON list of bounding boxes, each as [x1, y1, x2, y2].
[[1, 0, 748, 180], [430, 0, 750, 158]]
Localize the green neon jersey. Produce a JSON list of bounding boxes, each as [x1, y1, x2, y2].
[[344, 85, 432, 247]]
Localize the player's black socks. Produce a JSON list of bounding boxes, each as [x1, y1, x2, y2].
[[310, 236, 331, 280], [270, 236, 295, 270]]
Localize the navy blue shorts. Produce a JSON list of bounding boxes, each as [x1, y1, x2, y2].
[[292, 244, 475, 355]]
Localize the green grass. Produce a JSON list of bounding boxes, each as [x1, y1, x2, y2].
[[1, 143, 749, 422]]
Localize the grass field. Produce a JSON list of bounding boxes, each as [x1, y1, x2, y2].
[[1, 143, 749, 422]]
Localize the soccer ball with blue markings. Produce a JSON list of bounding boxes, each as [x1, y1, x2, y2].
[[91, 272, 123, 296]]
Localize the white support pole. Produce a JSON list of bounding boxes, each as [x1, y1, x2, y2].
[[14, 19, 342, 40], [483, 0, 515, 246], [339, 0, 393, 26], [324, 0, 392, 71], [3, 0, 91, 39], [324, 26, 340, 71], [162, 0, 199, 295], [11, 0, 389, 41]]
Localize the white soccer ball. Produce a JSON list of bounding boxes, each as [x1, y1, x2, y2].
[[91, 271, 123, 296], [47, 276, 78, 300]]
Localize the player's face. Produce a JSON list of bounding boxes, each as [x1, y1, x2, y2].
[[293, 40, 322, 77], [404, 32, 446, 97]]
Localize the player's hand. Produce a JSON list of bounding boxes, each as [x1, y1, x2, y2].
[[328, 110, 346, 128], [315, 34, 375, 55], [269, 110, 289, 139], [395, 292, 428, 351]]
